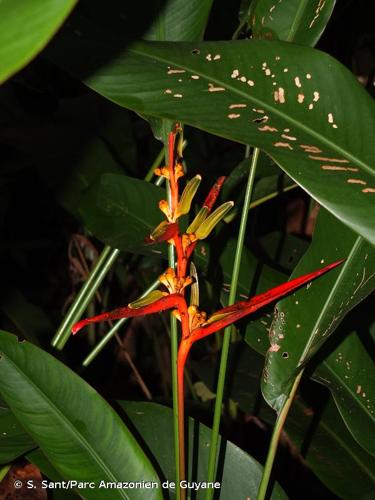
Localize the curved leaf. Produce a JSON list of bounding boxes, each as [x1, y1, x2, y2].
[[79, 174, 166, 256], [261, 208, 374, 419], [193, 342, 375, 499], [119, 401, 287, 499], [286, 391, 375, 500], [0, 331, 162, 499], [313, 326, 375, 456], [0, 399, 35, 463], [48, 31, 375, 244], [0, 0, 78, 84], [143, 0, 213, 42], [250, 0, 336, 46]]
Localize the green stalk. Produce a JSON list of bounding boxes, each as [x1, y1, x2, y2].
[[257, 369, 304, 499], [82, 278, 160, 366], [51, 246, 120, 350], [52, 142, 167, 352], [205, 147, 260, 499]]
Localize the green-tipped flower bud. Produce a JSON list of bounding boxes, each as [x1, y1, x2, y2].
[[175, 175, 201, 218], [186, 206, 208, 234], [128, 290, 167, 309], [195, 201, 234, 240], [189, 262, 199, 307]]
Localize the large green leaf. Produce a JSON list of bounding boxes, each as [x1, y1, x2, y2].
[[119, 401, 287, 499], [0, 0, 78, 84], [313, 326, 375, 456], [287, 395, 375, 500], [191, 342, 375, 499], [48, 26, 375, 244], [249, 0, 336, 46], [79, 174, 166, 256], [261, 208, 375, 418], [143, 0, 213, 42], [0, 398, 35, 463], [0, 331, 162, 499]]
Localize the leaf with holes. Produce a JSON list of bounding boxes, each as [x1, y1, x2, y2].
[[47, 27, 375, 244], [261, 208, 375, 413], [249, 0, 336, 46], [0, 0, 78, 84], [0, 331, 162, 500], [313, 324, 375, 456]]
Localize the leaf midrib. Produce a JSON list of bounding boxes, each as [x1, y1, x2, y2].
[[0, 353, 130, 500], [124, 43, 374, 177], [298, 236, 362, 365]]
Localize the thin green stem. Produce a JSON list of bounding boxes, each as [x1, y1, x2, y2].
[[82, 279, 160, 366], [51, 246, 120, 350], [144, 146, 165, 182], [205, 147, 260, 500], [53, 142, 166, 353], [257, 370, 304, 500]]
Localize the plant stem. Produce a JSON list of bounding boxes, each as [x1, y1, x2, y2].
[[81, 279, 160, 366], [257, 369, 304, 500], [51, 246, 120, 350], [205, 147, 260, 500], [162, 120, 182, 500]]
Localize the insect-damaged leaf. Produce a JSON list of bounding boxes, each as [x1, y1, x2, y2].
[[47, 25, 375, 244], [262, 208, 375, 413]]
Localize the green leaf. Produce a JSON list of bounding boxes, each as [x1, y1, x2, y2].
[[313, 325, 375, 456], [193, 342, 375, 499], [250, 0, 336, 46], [0, 398, 35, 463], [261, 208, 375, 411], [0, 331, 162, 499], [48, 30, 375, 244], [119, 401, 287, 499], [221, 152, 297, 219], [0, 0, 78, 84], [286, 394, 375, 500], [27, 449, 80, 498], [79, 174, 166, 257], [143, 0, 214, 42]]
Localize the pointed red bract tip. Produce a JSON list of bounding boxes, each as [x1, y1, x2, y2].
[[203, 176, 226, 212], [190, 258, 345, 342], [72, 320, 88, 335]]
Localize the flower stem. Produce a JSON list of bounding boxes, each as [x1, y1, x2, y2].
[[51, 246, 120, 350], [205, 147, 260, 500], [257, 369, 304, 499], [162, 120, 182, 500]]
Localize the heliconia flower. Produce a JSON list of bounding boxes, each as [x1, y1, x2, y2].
[[72, 260, 344, 345], [175, 175, 202, 218], [145, 221, 179, 245], [193, 201, 234, 240]]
